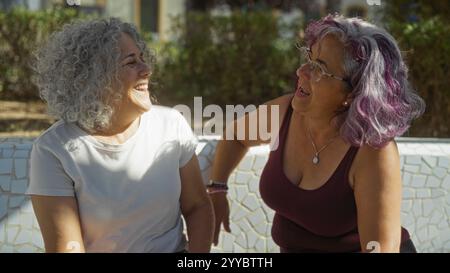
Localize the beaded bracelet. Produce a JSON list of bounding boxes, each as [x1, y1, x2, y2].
[[206, 180, 229, 191]]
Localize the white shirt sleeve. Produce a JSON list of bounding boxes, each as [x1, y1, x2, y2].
[[175, 111, 198, 167], [26, 141, 75, 196]]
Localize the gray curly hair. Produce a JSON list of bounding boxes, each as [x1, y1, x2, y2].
[[34, 17, 154, 132]]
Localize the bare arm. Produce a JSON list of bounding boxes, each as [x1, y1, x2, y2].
[[209, 94, 292, 245], [180, 155, 214, 253], [31, 195, 85, 253], [353, 141, 403, 253], [210, 94, 293, 183]]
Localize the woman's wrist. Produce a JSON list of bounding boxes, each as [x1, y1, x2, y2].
[[206, 180, 228, 194]]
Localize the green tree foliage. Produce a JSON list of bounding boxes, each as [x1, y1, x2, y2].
[[0, 7, 83, 101], [383, 1, 450, 137], [152, 11, 302, 108]]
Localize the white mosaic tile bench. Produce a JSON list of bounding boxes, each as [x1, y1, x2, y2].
[[1, 136, 449, 253]]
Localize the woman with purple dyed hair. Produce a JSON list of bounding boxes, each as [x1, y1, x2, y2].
[[209, 14, 425, 253]]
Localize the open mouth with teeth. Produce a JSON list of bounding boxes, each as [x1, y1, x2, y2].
[[130, 81, 152, 110], [296, 85, 311, 97], [134, 83, 148, 91]]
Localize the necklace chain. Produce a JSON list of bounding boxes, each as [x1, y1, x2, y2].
[[307, 123, 339, 164]]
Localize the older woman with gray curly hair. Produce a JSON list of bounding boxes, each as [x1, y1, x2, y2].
[[26, 18, 214, 253]]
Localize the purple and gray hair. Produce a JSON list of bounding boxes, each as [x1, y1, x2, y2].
[[304, 14, 425, 148]]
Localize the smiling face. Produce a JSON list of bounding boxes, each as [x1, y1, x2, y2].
[[114, 32, 152, 117], [292, 34, 351, 120]]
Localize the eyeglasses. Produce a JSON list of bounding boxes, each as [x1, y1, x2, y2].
[[298, 45, 353, 88]]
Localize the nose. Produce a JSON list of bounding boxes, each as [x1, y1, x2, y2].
[[139, 62, 151, 78], [296, 63, 311, 80]]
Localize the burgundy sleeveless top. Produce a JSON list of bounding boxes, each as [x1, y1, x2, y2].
[[259, 103, 410, 252]]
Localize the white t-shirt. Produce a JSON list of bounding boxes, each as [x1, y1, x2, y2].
[[26, 105, 198, 253]]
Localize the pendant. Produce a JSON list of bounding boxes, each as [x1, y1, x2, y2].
[[312, 155, 319, 164]]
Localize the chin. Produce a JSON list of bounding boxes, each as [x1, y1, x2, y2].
[[133, 101, 151, 113], [129, 90, 152, 112], [291, 96, 308, 114]]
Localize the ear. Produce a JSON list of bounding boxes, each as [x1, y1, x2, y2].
[[343, 92, 354, 107]]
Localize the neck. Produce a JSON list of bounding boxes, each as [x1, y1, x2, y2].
[[93, 113, 141, 144], [101, 117, 139, 135], [305, 115, 340, 145]]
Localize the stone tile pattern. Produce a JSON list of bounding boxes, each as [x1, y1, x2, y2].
[[0, 138, 43, 253], [1, 137, 449, 253], [398, 142, 450, 253]]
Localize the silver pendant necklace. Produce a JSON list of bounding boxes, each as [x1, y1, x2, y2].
[[312, 154, 320, 164], [307, 123, 339, 165]]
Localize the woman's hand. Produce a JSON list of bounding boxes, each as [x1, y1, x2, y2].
[[209, 192, 231, 246]]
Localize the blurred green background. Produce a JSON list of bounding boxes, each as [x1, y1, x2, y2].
[[0, 0, 449, 138]]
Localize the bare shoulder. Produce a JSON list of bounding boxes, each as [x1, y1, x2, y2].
[[262, 93, 293, 109], [357, 140, 399, 164], [261, 93, 293, 126], [231, 93, 293, 147], [350, 140, 400, 188]]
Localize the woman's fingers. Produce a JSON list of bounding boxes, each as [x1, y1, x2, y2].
[[223, 212, 231, 233], [211, 193, 230, 246], [213, 214, 222, 246]]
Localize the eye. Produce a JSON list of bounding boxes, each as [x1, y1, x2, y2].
[[140, 53, 147, 63], [127, 60, 136, 65], [313, 62, 326, 74], [310, 62, 320, 71]]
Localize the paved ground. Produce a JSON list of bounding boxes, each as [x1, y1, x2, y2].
[[0, 100, 54, 138]]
